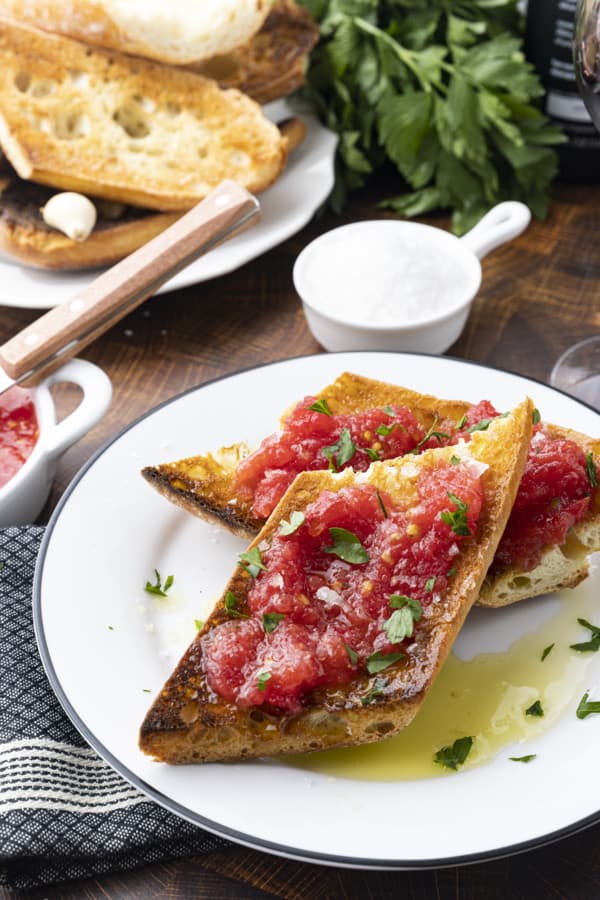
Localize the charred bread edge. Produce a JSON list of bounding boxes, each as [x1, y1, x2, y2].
[[139, 399, 533, 764]]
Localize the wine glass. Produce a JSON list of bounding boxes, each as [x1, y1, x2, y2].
[[550, 0, 600, 408]]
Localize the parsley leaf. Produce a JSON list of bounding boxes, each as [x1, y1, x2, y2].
[[412, 417, 449, 453], [450, 455, 461, 465], [509, 754, 537, 763], [441, 492, 471, 536], [324, 527, 369, 563], [456, 414, 467, 430], [194, 619, 204, 631], [144, 569, 174, 598], [239, 546, 267, 578], [322, 427, 357, 471], [279, 511, 305, 535], [434, 736, 473, 770], [532, 408, 541, 425], [257, 671, 272, 692], [383, 595, 423, 643], [362, 447, 381, 461], [224, 591, 249, 619], [525, 700, 544, 717], [541, 643, 554, 662], [345, 643, 359, 665], [262, 612, 284, 633], [366, 650, 404, 674], [586, 452, 598, 490], [376, 488, 388, 519], [466, 418, 494, 433], [376, 421, 406, 437], [424, 577, 435, 592], [570, 618, 600, 653], [309, 398, 332, 416], [360, 676, 388, 706], [576, 691, 600, 719]]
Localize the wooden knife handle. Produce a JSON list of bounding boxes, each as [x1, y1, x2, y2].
[[0, 180, 260, 381]]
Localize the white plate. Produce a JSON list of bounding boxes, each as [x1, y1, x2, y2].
[[34, 352, 600, 868], [0, 101, 337, 309]]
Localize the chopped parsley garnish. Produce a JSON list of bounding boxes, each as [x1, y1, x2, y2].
[[142, 688, 152, 693], [434, 736, 473, 770], [309, 398, 332, 416], [576, 691, 600, 719], [194, 619, 204, 631], [257, 671, 272, 692], [412, 417, 449, 453], [424, 577, 436, 592], [456, 414, 467, 430], [441, 493, 471, 536], [363, 447, 381, 461], [447, 567, 456, 577], [144, 569, 174, 598], [360, 676, 388, 706], [541, 643, 554, 662], [107, 625, 114, 631], [324, 527, 369, 564], [239, 546, 267, 578], [586, 452, 598, 489], [450, 455, 461, 465], [525, 700, 544, 718], [509, 754, 537, 763], [366, 650, 404, 674], [383, 595, 423, 643], [322, 427, 357, 472], [466, 418, 494, 433], [224, 591, 249, 619], [532, 408, 541, 425], [570, 618, 600, 653], [376, 421, 406, 437], [382, 405, 396, 417], [376, 488, 388, 519], [345, 643, 359, 666], [279, 511, 305, 535], [262, 612, 284, 633]]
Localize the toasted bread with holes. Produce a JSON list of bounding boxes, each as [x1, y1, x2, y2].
[[193, 0, 320, 106], [139, 400, 533, 764], [0, 0, 271, 65], [141, 372, 600, 609], [0, 118, 305, 270], [0, 19, 286, 211]]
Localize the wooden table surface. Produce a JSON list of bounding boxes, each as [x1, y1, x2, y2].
[[3, 178, 600, 899]]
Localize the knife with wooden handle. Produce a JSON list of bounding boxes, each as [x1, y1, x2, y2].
[[0, 180, 260, 391]]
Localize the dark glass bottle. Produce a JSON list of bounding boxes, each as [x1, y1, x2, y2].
[[525, 0, 600, 181]]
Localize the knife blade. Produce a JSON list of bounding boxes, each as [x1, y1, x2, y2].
[[0, 179, 260, 394]]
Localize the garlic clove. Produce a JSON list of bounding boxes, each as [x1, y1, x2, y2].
[[41, 192, 97, 242]]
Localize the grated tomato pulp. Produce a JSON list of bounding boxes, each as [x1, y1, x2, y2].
[[203, 462, 483, 713], [234, 394, 596, 574], [0, 386, 38, 489]]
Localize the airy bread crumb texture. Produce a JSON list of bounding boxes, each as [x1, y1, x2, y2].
[[0, 19, 286, 210], [0, 0, 271, 64]]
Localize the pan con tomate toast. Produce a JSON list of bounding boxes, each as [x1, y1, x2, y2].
[[139, 400, 532, 763], [142, 372, 600, 610]]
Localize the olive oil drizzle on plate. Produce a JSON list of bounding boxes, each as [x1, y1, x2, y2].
[[287, 579, 599, 781]]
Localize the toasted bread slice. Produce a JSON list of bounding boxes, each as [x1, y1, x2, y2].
[[142, 372, 600, 609], [193, 0, 320, 105], [0, 19, 286, 211], [0, 0, 270, 65], [139, 400, 533, 764], [0, 118, 305, 270]]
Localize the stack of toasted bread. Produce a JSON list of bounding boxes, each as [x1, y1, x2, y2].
[[0, 1, 319, 269]]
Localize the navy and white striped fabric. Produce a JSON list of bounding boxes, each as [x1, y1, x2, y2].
[[0, 527, 228, 890]]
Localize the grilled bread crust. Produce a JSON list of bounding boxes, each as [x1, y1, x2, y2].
[[193, 1, 320, 105], [0, 19, 286, 211], [139, 400, 533, 764], [141, 372, 600, 609], [0, 0, 271, 65], [0, 118, 305, 270]]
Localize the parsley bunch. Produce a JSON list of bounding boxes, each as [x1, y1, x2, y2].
[[297, 0, 565, 232]]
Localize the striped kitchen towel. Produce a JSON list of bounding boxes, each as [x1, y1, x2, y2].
[[0, 526, 229, 890]]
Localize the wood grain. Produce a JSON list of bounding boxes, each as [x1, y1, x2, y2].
[[1, 177, 599, 899]]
